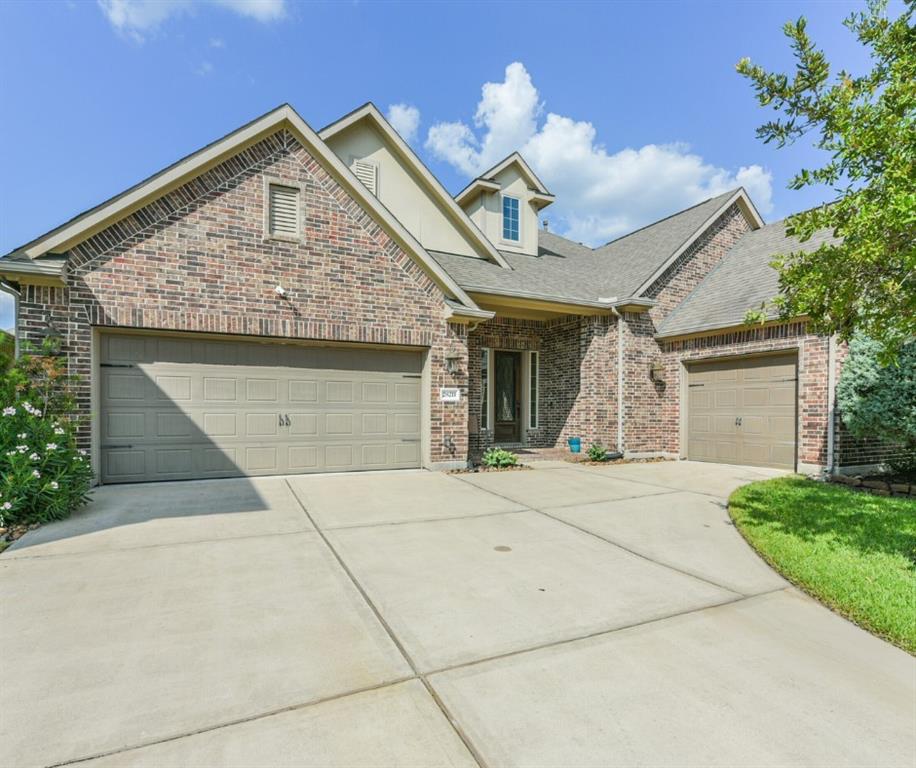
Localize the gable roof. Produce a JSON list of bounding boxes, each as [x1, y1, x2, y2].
[[595, 188, 764, 297], [454, 152, 555, 209], [658, 219, 841, 338], [0, 104, 482, 311], [429, 190, 764, 309], [318, 102, 511, 269]]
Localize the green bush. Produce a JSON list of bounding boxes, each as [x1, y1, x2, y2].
[[836, 335, 916, 474], [586, 442, 609, 462], [0, 343, 93, 529], [481, 447, 519, 469]]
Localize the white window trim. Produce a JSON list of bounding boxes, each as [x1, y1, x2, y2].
[[501, 194, 520, 243], [263, 176, 304, 243], [481, 347, 492, 432], [528, 350, 539, 430]]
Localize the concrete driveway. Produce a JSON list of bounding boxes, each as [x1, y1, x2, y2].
[[2, 461, 913, 767]]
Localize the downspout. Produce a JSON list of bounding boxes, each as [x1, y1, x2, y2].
[[826, 335, 837, 475], [611, 307, 625, 453], [0, 281, 20, 358]]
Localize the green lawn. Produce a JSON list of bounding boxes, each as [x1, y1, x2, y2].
[[729, 475, 916, 654]]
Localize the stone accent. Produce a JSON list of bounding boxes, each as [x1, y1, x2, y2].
[[17, 129, 468, 467]]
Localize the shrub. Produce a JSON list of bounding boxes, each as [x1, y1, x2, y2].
[[481, 447, 519, 469], [0, 343, 93, 529], [836, 335, 916, 475], [586, 442, 609, 462]]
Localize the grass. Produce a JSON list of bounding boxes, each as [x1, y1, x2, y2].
[[729, 475, 916, 654]]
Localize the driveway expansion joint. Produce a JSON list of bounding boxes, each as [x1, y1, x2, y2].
[[449, 473, 745, 597]]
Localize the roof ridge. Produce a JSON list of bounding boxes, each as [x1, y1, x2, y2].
[[596, 189, 737, 251]]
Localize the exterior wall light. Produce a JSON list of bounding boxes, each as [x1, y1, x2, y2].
[[649, 360, 665, 383], [445, 355, 462, 375]]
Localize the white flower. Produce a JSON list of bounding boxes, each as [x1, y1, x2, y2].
[[75, 456, 83, 462], [79, 449, 87, 456], [5, 450, 15, 458], [49, 481, 59, 490], [16, 445, 28, 453], [29, 453, 40, 461], [46, 443, 58, 451], [2, 407, 15, 417], [1, 501, 10, 511], [32, 469, 40, 478], [54, 427, 65, 435], [17, 432, 27, 439]]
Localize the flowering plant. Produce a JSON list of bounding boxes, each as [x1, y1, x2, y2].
[[0, 342, 93, 529]]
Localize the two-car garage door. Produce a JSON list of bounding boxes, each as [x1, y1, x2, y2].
[[100, 333, 423, 483], [686, 354, 797, 470]]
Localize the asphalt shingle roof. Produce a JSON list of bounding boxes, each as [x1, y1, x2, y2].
[[593, 190, 737, 296], [430, 190, 741, 305], [658, 219, 841, 337]]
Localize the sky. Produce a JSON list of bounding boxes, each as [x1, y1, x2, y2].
[[0, 0, 890, 330]]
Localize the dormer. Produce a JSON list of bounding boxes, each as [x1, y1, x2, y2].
[[455, 152, 554, 257]]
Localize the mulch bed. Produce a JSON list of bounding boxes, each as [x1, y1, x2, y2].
[[449, 464, 532, 474], [565, 456, 673, 467]]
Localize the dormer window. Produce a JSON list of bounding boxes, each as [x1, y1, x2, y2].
[[502, 195, 520, 241]]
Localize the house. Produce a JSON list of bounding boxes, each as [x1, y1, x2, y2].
[[0, 103, 895, 484]]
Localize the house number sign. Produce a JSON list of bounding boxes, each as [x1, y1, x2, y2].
[[439, 387, 461, 403]]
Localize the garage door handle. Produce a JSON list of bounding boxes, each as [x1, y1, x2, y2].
[[278, 414, 291, 427], [735, 417, 743, 427]]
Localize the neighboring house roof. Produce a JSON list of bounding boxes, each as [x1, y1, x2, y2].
[[596, 188, 764, 297], [0, 104, 482, 312], [454, 151, 555, 209], [658, 219, 841, 337], [318, 103, 511, 269]]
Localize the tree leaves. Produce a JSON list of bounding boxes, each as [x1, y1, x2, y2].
[[738, 0, 916, 362]]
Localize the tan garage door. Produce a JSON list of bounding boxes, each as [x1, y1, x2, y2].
[[100, 333, 423, 483], [686, 354, 797, 470]]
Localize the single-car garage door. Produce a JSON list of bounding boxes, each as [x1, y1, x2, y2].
[[686, 353, 797, 470], [100, 333, 423, 483]]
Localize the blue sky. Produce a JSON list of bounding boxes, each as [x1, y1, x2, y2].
[[0, 0, 889, 329]]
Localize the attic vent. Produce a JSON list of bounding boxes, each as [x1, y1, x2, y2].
[[268, 184, 300, 238], [352, 159, 378, 195]]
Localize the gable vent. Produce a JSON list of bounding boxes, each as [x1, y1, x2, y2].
[[352, 159, 378, 196], [268, 184, 300, 237]]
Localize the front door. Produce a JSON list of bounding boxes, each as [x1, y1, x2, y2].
[[494, 351, 521, 443]]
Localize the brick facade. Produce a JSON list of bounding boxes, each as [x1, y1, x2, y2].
[[17, 129, 469, 468], [16, 138, 902, 475]]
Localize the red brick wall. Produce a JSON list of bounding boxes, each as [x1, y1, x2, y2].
[[17, 129, 468, 466], [467, 314, 617, 455]]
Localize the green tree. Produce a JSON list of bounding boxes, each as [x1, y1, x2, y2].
[[737, 1, 915, 362], [836, 334, 916, 473]]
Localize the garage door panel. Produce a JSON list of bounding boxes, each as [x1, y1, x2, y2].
[[687, 354, 797, 470], [100, 334, 423, 482], [289, 380, 318, 402]]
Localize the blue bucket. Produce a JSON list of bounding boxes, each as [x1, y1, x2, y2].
[[568, 437, 582, 453]]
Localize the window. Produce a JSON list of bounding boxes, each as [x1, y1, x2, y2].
[[502, 195, 520, 241], [480, 348, 491, 430], [352, 159, 378, 195], [529, 351, 539, 429], [268, 183, 300, 238]]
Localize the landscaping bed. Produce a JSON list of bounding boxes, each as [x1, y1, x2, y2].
[[728, 475, 916, 654]]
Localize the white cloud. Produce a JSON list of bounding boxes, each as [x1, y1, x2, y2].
[[209, 36, 225, 48], [386, 103, 420, 144], [425, 62, 773, 245], [97, 0, 285, 40], [195, 60, 214, 76]]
